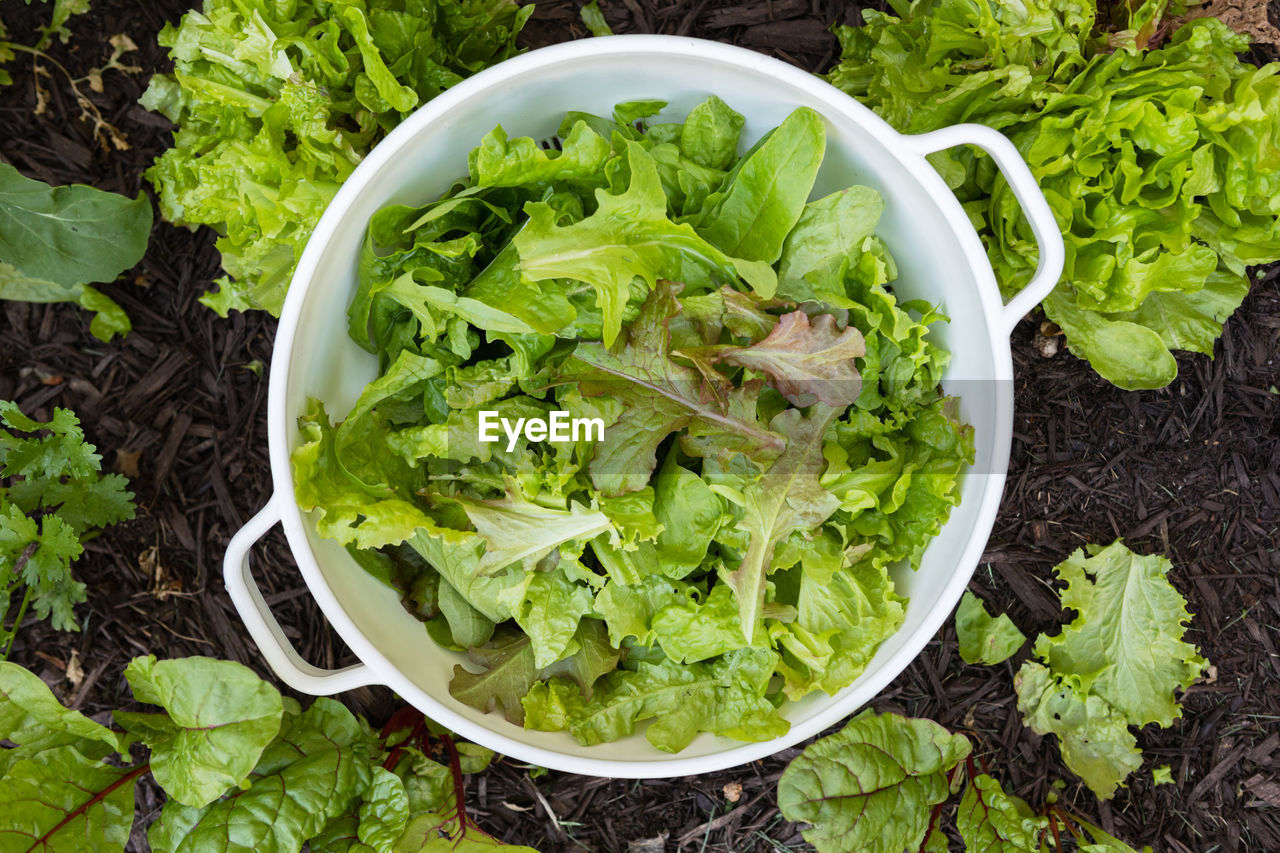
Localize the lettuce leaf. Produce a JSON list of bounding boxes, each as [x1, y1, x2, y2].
[[826, 0, 1280, 389]]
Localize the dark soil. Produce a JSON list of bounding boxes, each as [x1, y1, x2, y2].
[[1, 0, 1278, 850]]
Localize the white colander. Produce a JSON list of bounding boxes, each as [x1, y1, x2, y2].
[[223, 35, 1064, 778]]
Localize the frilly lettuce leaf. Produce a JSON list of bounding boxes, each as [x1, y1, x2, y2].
[[827, 0, 1280, 389]]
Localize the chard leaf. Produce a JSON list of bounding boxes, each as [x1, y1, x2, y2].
[[0, 746, 136, 852], [777, 710, 971, 853], [955, 590, 1027, 666], [956, 774, 1048, 852], [513, 142, 776, 345], [117, 656, 285, 808], [148, 698, 374, 853], [719, 310, 866, 407], [0, 661, 119, 777], [696, 107, 826, 264]]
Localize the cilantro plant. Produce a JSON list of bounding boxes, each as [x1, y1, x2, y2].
[[0, 401, 134, 660], [293, 97, 973, 751], [778, 710, 1152, 852], [141, 0, 531, 318], [0, 655, 536, 852], [826, 0, 1280, 390], [0, 164, 150, 339]]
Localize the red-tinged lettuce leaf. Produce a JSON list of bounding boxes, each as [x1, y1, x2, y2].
[[724, 404, 842, 637], [565, 280, 783, 495], [777, 710, 971, 853], [147, 698, 375, 853], [0, 745, 136, 852], [719, 310, 865, 407], [512, 142, 776, 345], [116, 656, 285, 808], [449, 632, 539, 726], [956, 774, 1048, 852], [0, 661, 120, 778]]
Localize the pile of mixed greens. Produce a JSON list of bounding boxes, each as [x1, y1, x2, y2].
[[294, 97, 973, 750], [826, 0, 1280, 390]]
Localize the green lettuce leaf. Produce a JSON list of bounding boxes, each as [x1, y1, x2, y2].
[[513, 141, 777, 344]]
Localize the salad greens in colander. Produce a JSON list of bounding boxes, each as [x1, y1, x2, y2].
[[292, 96, 974, 751]]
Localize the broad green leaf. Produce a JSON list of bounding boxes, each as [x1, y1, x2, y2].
[[471, 122, 612, 187], [357, 767, 410, 853], [679, 95, 744, 170], [778, 186, 885, 291], [697, 107, 825, 263], [0, 746, 135, 853], [148, 698, 373, 853], [119, 656, 284, 808], [956, 590, 1027, 665], [777, 710, 971, 853], [956, 774, 1048, 852], [0, 661, 119, 777], [0, 163, 149, 339], [1014, 662, 1141, 800], [454, 488, 613, 576], [498, 567, 594, 667], [1032, 541, 1206, 728]]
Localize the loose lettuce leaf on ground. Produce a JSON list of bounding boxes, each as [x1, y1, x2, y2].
[[956, 590, 1027, 665], [142, 0, 529, 317], [825, 0, 1280, 389], [777, 710, 971, 853], [1032, 541, 1206, 728], [1015, 662, 1141, 800], [0, 163, 149, 340]]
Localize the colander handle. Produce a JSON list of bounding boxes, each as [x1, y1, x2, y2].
[[905, 124, 1065, 335], [223, 498, 380, 694]]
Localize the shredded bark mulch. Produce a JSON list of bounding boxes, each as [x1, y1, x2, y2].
[[1, 0, 1278, 850]]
